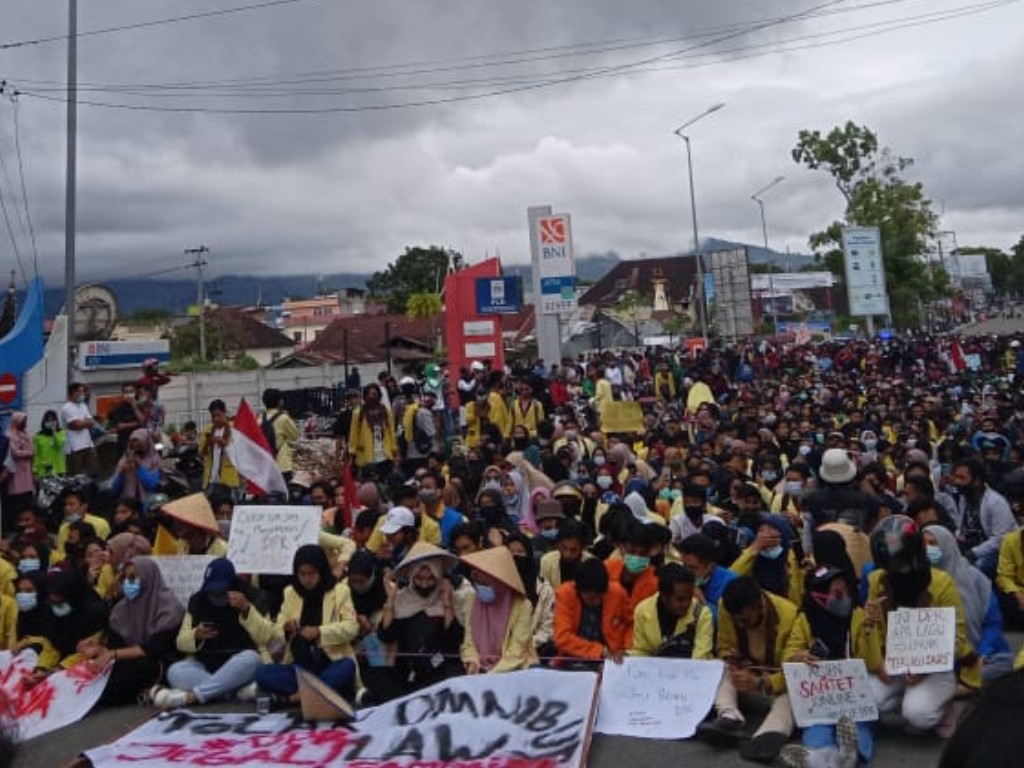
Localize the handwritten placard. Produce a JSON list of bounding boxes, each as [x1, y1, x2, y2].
[[595, 658, 723, 739], [150, 556, 216, 608], [884, 607, 957, 675], [227, 506, 320, 575], [600, 402, 645, 434], [783, 659, 879, 727]]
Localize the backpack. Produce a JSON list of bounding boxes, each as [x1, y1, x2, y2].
[[261, 411, 282, 455]]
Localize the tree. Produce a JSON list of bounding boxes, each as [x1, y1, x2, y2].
[[406, 292, 443, 319], [366, 246, 464, 313], [959, 240, 1024, 298], [793, 121, 942, 327]]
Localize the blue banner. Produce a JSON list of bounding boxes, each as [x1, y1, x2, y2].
[[474, 276, 523, 315]]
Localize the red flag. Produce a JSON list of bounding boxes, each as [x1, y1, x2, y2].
[[951, 340, 967, 372], [226, 399, 288, 497]]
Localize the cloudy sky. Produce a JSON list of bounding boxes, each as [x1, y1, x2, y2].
[[0, 0, 1022, 284]]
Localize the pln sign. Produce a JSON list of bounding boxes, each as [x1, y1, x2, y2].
[[474, 276, 523, 315], [535, 214, 577, 315]]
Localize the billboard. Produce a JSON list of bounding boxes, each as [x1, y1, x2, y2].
[[474, 276, 523, 315], [534, 213, 577, 315], [78, 340, 170, 371], [841, 227, 889, 317], [708, 248, 755, 338]]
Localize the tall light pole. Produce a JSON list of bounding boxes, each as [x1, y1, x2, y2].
[[751, 175, 785, 336], [65, 0, 78, 381], [674, 102, 725, 344]]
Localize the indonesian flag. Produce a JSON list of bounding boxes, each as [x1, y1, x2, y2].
[[951, 340, 967, 373], [226, 399, 288, 496]]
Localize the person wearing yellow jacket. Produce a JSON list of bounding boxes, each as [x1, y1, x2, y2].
[[729, 514, 805, 609], [782, 564, 884, 768], [510, 380, 545, 439], [198, 400, 241, 490], [630, 563, 713, 659], [996, 529, 1024, 630], [12, 572, 60, 670], [865, 516, 979, 735], [697, 577, 800, 763], [249, 545, 360, 706], [348, 384, 397, 474], [653, 362, 677, 402], [459, 547, 538, 673]]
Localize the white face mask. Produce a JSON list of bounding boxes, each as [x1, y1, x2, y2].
[[597, 476, 613, 490]]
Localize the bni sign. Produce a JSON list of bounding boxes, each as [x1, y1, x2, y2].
[[474, 276, 523, 315], [536, 214, 577, 315]]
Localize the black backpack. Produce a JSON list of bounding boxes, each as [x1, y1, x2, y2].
[[261, 411, 282, 455]]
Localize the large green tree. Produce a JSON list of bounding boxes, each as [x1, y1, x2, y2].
[[792, 121, 943, 327], [366, 246, 464, 313]]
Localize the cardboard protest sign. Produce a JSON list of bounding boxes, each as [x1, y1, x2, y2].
[[0, 651, 110, 742], [595, 658, 723, 739], [150, 556, 216, 608], [884, 607, 957, 675], [227, 505, 320, 574], [87, 668, 599, 768], [783, 659, 879, 727], [600, 402, 645, 434]]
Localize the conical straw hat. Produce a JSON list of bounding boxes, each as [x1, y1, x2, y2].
[[393, 540, 456, 578], [297, 668, 355, 722], [161, 493, 219, 534], [461, 546, 525, 596]]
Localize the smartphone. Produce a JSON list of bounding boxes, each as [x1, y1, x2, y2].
[[809, 639, 830, 659]]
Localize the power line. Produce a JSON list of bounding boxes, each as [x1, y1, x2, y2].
[[6, 96, 38, 276], [0, 0, 335, 51], [8, 0, 1017, 114], [0, 161, 28, 286]]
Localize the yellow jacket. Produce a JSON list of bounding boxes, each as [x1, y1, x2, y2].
[[511, 398, 545, 438], [487, 391, 512, 440], [366, 512, 441, 553], [729, 547, 805, 608], [0, 560, 15, 598], [996, 531, 1024, 596], [654, 372, 677, 400], [242, 582, 359, 664], [265, 408, 301, 473], [54, 513, 112, 563], [594, 379, 614, 416], [94, 563, 119, 601], [0, 595, 16, 650], [177, 608, 268, 661], [198, 423, 241, 488], [783, 607, 885, 674], [630, 594, 713, 659], [718, 591, 800, 695], [460, 593, 538, 672], [348, 406, 397, 467]]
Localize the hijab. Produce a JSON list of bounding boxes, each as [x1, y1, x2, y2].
[[812, 530, 859, 600], [471, 576, 515, 671], [107, 533, 152, 570], [925, 524, 990, 648], [118, 428, 162, 502], [752, 514, 793, 599], [502, 469, 532, 527], [505, 451, 555, 492], [506, 533, 539, 605], [347, 549, 387, 617], [47, 568, 109, 656], [6, 412, 31, 454], [108, 557, 185, 647], [292, 544, 336, 628], [393, 558, 447, 620], [15, 571, 52, 640]]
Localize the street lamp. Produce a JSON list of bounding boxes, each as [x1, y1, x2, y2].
[[674, 102, 725, 344], [751, 175, 785, 336]]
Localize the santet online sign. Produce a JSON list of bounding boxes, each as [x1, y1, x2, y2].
[[536, 214, 577, 315]]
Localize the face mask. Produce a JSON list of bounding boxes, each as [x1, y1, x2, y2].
[[16, 593, 37, 612], [541, 528, 559, 541], [906, 438, 917, 448], [482, 479, 501, 492], [75, 395, 86, 404], [784, 481, 804, 497], [926, 545, 943, 566], [798, 445, 812, 457], [597, 476, 613, 490], [418, 489, 439, 506], [760, 545, 785, 560], [513, 438, 529, 450], [413, 584, 435, 598], [825, 595, 853, 619], [51, 602, 72, 618], [624, 554, 650, 574], [815, 433, 825, 444], [684, 505, 705, 520], [503, 492, 520, 509], [695, 575, 708, 588], [670, 489, 683, 501], [351, 576, 376, 595], [123, 580, 142, 601], [44, 420, 57, 430], [18, 558, 40, 574], [762, 471, 778, 483], [659, 489, 673, 501], [137, 396, 149, 405], [66, 513, 82, 525], [475, 584, 497, 604], [593, 456, 606, 467], [564, 430, 577, 440], [863, 439, 878, 451]]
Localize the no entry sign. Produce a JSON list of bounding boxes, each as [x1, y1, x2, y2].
[[0, 373, 18, 406]]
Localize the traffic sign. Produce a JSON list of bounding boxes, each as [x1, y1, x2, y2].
[[0, 373, 18, 405]]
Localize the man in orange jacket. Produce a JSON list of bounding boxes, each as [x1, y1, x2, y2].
[[554, 559, 631, 664], [605, 520, 659, 647]]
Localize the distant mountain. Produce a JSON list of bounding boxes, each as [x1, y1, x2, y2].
[[702, 238, 816, 271]]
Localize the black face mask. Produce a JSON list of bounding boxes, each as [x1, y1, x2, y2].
[[560, 558, 580, 581], [513, 438, 529, 450], [207, 591, 230, 608], [414, 584, 435, 598], [684, 505, 705, 523]]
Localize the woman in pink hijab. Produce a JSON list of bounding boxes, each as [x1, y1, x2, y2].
[[5, 412, 35, 505]]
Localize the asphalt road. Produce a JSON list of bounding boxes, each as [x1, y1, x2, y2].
[[12, 700, 948, 768]]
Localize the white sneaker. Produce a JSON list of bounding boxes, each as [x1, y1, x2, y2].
[[151, 686, 190, 709], [236, 682, 259, 702]]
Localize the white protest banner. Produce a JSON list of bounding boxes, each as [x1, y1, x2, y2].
[[87, 669, 599, 768], [783, 659, 879, 728], [0, 651, 110, 742], [884, 607, 957, 675], [595, 658, 723, 739], [150, 555, 216, 608], [227, 505, 320, 574]]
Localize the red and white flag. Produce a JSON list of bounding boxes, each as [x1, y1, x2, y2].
[[950, 340, 967, 373], [226, 399, 288, 496]]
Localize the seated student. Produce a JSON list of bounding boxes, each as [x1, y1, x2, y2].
[[83, 558, 184, 706], [111, 497, 144, 537], [13, 571, 59, 671], [631, 563, 713, 659], [350, 508, 381, 552], [345, 550, 390, 693], [13, 540, 49, 578], [0, 584, 14, 651], [506, 533, 555, 659], [44, 569, 108, 670], [82, 538, 119, 602], [377, 542, 467, 699], [698, 577, 800, 763], [106, 533, 152, 575], [604, 520, 659, 646], [150, 558, 264, 708], [163, 494, 230, 557], [866, 516, 978, 735], [531, 500, 565, 559], [782, 561, 884, 768], [729, 514, 804, 608], [996, 528, 1024, 630], [678, 533, 738, 620], [109, 429, 162, 511], [553, 558, 630, 666], [539, 519, 593, 589], [54, 488, 111, 563], [938, 668, 1024, 768], [460, 546, 537, 673], [249, 545, 360, 707], [450, 521, 485, 557]]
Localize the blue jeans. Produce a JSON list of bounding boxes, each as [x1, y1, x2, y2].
[[975, 550, 998, 578], [803, 721, 874, 764], [255, 659, 356, 698], [167, 651, 262, 704]]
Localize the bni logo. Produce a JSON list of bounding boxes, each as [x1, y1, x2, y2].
[[539, 217, 566, 245]]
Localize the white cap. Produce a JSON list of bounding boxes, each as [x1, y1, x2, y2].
[[471, 361, 485, 371], [380, 505, 416, 535], [399, 376, 416, 387]]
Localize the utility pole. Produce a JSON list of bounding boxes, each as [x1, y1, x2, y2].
[[64, 0, 78, 381], [186, 246, 210, 361]]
